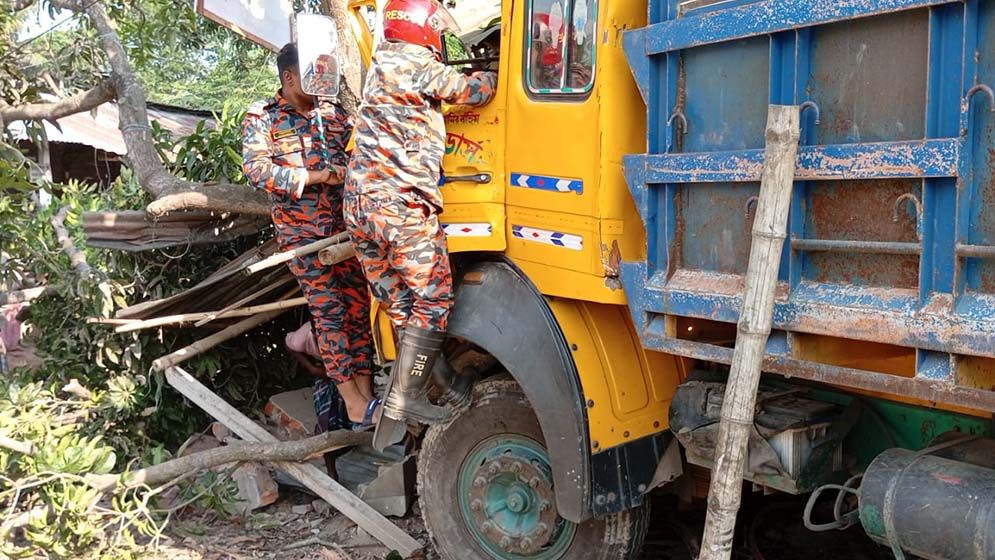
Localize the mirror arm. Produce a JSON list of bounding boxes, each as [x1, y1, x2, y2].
[[444, 56, 500, 66]]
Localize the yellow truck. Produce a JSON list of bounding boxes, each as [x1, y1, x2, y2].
[[345, 1, 995, 558]]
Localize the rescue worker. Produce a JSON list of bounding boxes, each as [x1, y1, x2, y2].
[[344, 0, 497, 448], [243, 43, 381, 432]]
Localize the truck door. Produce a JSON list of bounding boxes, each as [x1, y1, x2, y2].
[[503, 0, 605, 293], [439, 13, 508, 254]]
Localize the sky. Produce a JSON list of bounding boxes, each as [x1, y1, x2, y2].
[[17, 4, 78, 42]]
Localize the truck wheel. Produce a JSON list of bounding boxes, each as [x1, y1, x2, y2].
[[418, 379, 649, 560]]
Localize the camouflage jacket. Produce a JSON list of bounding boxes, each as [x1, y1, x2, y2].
[[347, 41, 497, 211], [242, 92, 352, 248]]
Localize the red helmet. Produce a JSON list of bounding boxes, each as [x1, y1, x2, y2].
[[382, 0, 459, 55]]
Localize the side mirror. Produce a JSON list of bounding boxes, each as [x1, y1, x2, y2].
[[296, 14, 341, 97]]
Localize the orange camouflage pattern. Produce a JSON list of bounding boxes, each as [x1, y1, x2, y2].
[[242, 91, 372, 384], [243, 92, 351, 249], [345, 41, 497, 331]]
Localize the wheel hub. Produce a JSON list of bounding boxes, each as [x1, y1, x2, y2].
[[459, 437, 574, 558], [467, 454, 557, 554]]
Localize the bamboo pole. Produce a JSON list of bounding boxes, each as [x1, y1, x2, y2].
[[193, 276, 293, 327], [115, 297, 307, 333], [244, 233, 349, 275], [151, 308, 290, 371], [697, 105, 801, 560]]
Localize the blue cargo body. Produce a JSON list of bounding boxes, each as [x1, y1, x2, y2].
[[622, 0, 995, 412]]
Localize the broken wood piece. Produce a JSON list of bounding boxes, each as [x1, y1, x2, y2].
[[115, 296, 306, 333], [244, 233, 349, 275], [319, 240, 354, 266], [164, 366, 422, 558], [151, 308, 289, 371], [194, 277, 294, 327]]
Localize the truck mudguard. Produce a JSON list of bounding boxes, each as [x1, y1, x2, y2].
[[448, 258, 592, 523]]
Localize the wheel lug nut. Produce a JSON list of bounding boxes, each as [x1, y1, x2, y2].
[[471, 499, 483, 511], [499, 536, 512, 549], [474, 476, 487, 488], [488, 464, 499, 475], [481, 521, 494, 533], [521, 537, 533, 550], [538, 522, 549, 533], [511, 462, 522, 473], [540, 500, 551, 512], [529, 477, 541, 488]]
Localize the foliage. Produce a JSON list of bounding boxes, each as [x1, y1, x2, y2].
[[3, 0, 276, 115], [0, 374, 246, 559], [0, 379, 156, 559], [152, 102, 248, 185], [0, 145, 306, 556]]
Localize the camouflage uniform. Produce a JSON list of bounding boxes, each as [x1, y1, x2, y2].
[[344, 41, 497, 332], [243, 93, 373, 389]]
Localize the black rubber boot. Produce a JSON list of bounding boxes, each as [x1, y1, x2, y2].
[[433, 358, 475, 410], [373, 327, 453, 450]]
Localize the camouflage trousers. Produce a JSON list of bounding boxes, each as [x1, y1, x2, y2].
[[285, 246, 374, 385], [344, 191, 454, 332]]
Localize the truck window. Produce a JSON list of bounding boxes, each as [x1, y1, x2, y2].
[[525, 0, 596, 96]]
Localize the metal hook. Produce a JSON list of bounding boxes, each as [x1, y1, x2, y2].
[[893, 193, 923, 241], [668, 109, 688, 136], [744, 196, 759, 220], [966, 84, 995, 113], [800, 100, 821, 125]]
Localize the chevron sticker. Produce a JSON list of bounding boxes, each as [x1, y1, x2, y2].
[[510, 173, 583, 194], [512, 225, 583, 251], [441, 223, 493, 237]]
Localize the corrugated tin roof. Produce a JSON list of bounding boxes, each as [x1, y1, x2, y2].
[[8, 98, 214, 155]]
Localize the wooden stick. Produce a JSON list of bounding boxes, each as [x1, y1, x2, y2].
[[151, 309, 289, 371], [164, 366, 423, 557], [116, 297, 306, 333], [244, 234, 349, 275], [698, 105, 801, 560], [193, 276, 293, 327], [87, 317, 138, 326]]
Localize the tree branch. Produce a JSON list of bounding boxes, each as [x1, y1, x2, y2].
[[7, 0, 38, 11], [319, 0, 363, 115], [88, 429, 373, 491], [0, 80, 115, 123], [50, 206, 93, 278], [0, 433, 34, 455]]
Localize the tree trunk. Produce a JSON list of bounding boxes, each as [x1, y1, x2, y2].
[[77, 2, 273, 217], [319, 0, 364, 115]]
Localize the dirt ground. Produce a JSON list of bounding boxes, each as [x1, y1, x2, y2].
[[150, 489, 434, 560], [148, 491, 890, 560]]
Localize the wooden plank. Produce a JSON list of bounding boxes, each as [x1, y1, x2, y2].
[[698, 105, 801, 560], [164, 367, 423, 558]]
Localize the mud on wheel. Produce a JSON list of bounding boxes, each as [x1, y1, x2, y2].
[[418, 379, 649, 560]]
